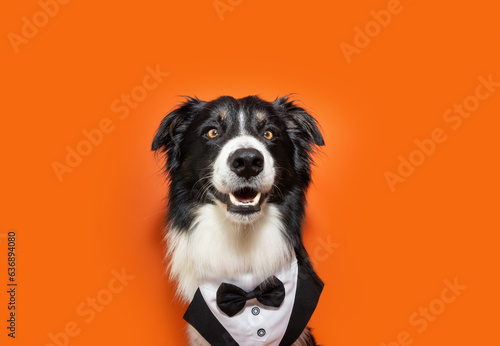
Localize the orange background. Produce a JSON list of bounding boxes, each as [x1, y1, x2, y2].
[[2, 0, 500, 345]]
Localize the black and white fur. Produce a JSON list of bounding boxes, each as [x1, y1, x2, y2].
[[152, 95, 324, 345]]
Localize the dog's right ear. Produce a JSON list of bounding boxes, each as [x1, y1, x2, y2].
[[152, 96, 205, 172]]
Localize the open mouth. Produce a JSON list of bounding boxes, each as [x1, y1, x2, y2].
[[215, 187, 266, 215], [229, 188, 261, 206]]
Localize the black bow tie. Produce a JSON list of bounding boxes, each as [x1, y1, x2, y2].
[[216, 276, 285, 317]]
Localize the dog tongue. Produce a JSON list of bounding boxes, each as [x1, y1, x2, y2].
[[234, 188, 258, 203]]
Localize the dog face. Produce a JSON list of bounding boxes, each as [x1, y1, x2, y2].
[[152, 95, 324, 225]]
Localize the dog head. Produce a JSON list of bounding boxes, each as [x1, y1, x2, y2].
[[152, 95, 324, 225]]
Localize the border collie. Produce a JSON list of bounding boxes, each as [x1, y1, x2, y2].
[[152, 95, 325, 345]]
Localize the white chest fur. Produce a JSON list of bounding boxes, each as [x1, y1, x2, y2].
[[166, 203, 294, 303]]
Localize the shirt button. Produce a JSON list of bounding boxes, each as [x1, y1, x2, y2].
[[257, 328, 266, 337], [251, 306, 260, 315]]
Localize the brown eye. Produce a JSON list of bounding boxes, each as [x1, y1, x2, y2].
[[207, 128, 219, 138], [263, 130, 274, 140]]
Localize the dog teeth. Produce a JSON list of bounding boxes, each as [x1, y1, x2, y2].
[[229, 192, 261, 206], [229, 193, 238, 205], [251, 192, 261, 205]]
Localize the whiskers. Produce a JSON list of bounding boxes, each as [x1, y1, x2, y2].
[[270, 165, 289, 200], [192, 172, 215, 203]]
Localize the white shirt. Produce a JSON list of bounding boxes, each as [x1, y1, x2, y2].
[[197, 260, 298, 346]]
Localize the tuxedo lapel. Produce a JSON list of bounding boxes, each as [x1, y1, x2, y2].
[[279, 262, 324, 346], [183, 289, 238, 345], [183, 261, 324, 346]]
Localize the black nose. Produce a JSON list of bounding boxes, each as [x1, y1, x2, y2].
[[228, 148, 264, 179]]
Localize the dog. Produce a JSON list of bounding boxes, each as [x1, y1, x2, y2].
[[152, 95, 325, 345]]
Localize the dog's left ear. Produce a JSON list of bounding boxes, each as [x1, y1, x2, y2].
[[152, 96, 205, 172], [273, 95, 325, 148]]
